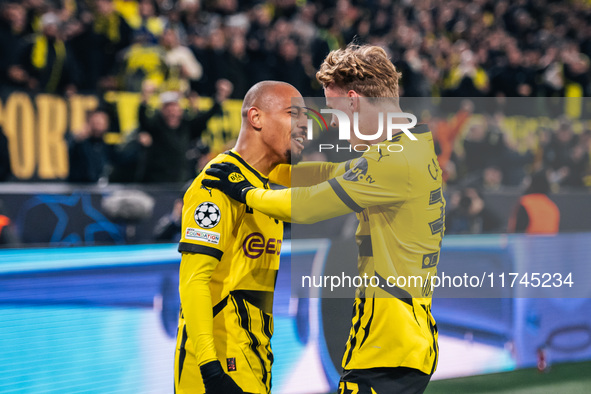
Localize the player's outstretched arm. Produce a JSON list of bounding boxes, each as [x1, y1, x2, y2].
[[203, 162, 354, 224], [179, 253, 244, 393], [268, 160, 357, 187]]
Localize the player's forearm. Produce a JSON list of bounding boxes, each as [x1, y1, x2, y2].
[[269, 161, 349, 187], [246, 188, 292, 222], [179, 253, 218, 366], [246, 183, 352, 224], [292, 161, 347, 186]]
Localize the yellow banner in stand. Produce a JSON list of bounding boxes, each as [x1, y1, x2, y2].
[[0, 92, 243, 180]]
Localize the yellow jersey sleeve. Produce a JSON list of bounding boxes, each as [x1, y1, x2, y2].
[[178, 252, 219, 365], [268, 164, 291, 187], [178, 178, 241, 260], [268, 160, 359, 187]]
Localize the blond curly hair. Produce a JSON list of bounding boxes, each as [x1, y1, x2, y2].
[[316, 44, 402, 98]]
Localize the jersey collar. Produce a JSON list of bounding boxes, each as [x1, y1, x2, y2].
[[224, 150, 270, 188]]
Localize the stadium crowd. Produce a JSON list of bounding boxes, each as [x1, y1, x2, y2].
[[0, 0, 590, 192]]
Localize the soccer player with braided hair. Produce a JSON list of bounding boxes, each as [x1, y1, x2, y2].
[[205, 44, 444, 393]]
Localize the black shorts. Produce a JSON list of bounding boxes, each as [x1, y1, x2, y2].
[[338, 367, 432, 394]]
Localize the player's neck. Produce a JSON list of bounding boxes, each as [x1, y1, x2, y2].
[[233, 142, 275, 177]]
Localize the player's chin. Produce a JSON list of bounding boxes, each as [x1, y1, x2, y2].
[[290, 141, 305, 162], [285, 148, 303, 165]]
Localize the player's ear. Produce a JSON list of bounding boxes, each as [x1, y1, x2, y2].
[[247, 107, 263, 130], [347, 90, 361, 112]]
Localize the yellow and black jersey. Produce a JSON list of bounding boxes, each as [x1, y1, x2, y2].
[[331, 125, 444, 374], [175, 150, 282, 394], [250, 125, 444, 375]]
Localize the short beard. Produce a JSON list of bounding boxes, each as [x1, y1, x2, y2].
[[286, 149, 302, 165]]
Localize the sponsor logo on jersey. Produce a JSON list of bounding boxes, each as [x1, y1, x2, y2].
[[242, 232, 282, 259], [185, 227, 220, 244], [343, 158, 369, 182], [194, 202, 221, 229]]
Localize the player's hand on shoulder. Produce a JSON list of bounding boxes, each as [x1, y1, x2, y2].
[[202, 162, 255, 204], [200, 360, 245, 394]]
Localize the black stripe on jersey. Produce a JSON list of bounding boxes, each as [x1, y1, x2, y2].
[[358, 235, 373, 257], [344, 297, 366, 367], [358, 295, 375, 349], [225, 151, 269, 188], [328, 178, 364, 213], [177, 325, 188, 383], [261, 311, 273, 342], [233, 289, 274, 315], [260, 310, 275, 367], [422, 304, 439, 375], [233, 296, 269, 389], [213, 295, 229, 317], [375, 273, 413, 306], [178, 243, 223, 260]]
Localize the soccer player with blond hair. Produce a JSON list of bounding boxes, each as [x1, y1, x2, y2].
[[205, 44, 444, 393]]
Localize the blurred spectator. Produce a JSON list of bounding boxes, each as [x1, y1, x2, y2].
[[68, 109, 115, 183], [482, 166, 503, 192], [118, 32, 167, 91], [508, 170, 560, 234], [222, 33, 250, 99], [10, 12, 78, 94], [397, 48, 433, 97], [136, 79, 232, 183], [446, 188, 501, 234], [430, 100, 472, 183], [462, 122, 501, 175], [0, 199, 19, 246], [0, 125, 11, 182], [137, 0, 164, 43], [153, 198, 183, 242], [491, 46, 535, 98], [444, 48, 489, 97], [542, 119, 579, 186], [0, 1, 28, 92], [195, 28, 226, 96], [93, 0, 133, 90], [275, 36, 313, 96], [160, 27, 202, 92]]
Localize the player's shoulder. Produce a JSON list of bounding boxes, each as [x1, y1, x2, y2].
[[185, 152, 236, 199]]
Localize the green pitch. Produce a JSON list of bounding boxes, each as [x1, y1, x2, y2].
[[425, 360, 591, 394]]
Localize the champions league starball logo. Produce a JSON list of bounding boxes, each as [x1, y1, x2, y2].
[[194, 202, 221, 229]]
